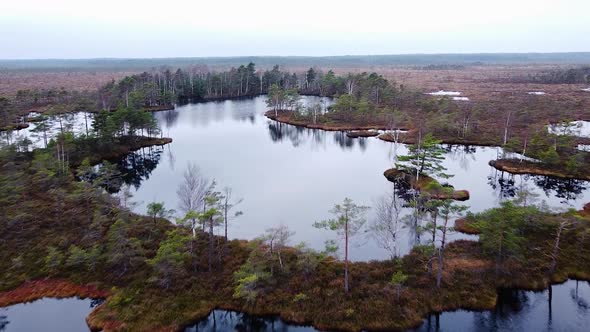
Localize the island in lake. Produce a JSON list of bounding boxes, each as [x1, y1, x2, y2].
[[1, 58, 590, 331]]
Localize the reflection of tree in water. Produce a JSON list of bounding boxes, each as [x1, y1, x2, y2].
[[488, 170, 517, 199], [441, 144, 477, 154], [267, 121, 307, 147], [442, 144, 477, 171], [418, 283, 590, 331], [0, 313, 8, 331], [90, 298, 105, 308], [570, 281, 590, 311], [268, 121, 371, 151], [468, 288, 532, 331], [488, 166, 589, 204], [333, 131, 355, 150], [187, 310, 310, 332], [114, 146, 164, 189], [161, 110, 179, 129], [532, 176, 587, 203], [494, 288, 531, 317]]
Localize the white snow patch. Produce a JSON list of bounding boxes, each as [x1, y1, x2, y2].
[[452, 97, 470, 101], [528, 91, 546, 95], [582, 88, 590, 92], [427, 90, 462, 96], [548, 121, 590, 138]]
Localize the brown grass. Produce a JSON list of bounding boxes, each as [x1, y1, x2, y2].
[[454, 218, 480, 235], [383, 168, 470, 201], [489, 159, 590, 180], [0, 279, 108, 307], [346, 130, 380, 138]]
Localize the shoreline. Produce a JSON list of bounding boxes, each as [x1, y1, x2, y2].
[[489, 159, 590, 181], [76, 136, 173, 167], [266, 111, 506, 147], [0, 279, 107, 308], [383, 168, 470, 201], [5, 242, 587, 332]]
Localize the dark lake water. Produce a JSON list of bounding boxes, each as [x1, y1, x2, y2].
[[0, 297, 99, 332], [112, 96, 589, 260], [413, 280, 590, 332], [184, 310, 317, 332], [185, 280, 590, 332]]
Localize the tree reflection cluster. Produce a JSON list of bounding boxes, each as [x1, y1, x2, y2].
[[416, 281, 590, 331], [267, 121, 368, 151], [185, 309, 317, 332], [488, 169, 589, 204]]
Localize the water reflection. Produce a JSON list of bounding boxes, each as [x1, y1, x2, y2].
[[113, 146, 164, 190], [487, 170, 518, 199], [0, 297, 98, 332], [184, 310, 318, 332], [267, 120, 370, 151], [108, 96, 590, 261], [533, 176, 587, 204], [414, 280, 590, 331], [162, 109, 180, 129], [487, 169, 589, 206]]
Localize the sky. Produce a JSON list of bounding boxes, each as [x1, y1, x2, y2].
[[1, 0, 589, 59]]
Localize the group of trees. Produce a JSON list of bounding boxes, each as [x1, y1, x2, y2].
[[172, 164, 243, 274], [504, 120, 589, 173], [99, 64, 360, 110], [92, 107, 159, 142], [518, 66, 590, 84]]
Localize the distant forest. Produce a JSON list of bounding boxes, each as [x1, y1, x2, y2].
[[2, 53, 590, 71]]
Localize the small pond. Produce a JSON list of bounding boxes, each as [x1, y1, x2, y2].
[[0, 297, 100, 332]]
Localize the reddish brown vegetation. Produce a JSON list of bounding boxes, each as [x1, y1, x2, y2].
[[489, 159, 590, 180], [346, 130, 380, 138], [0, 279, 108, 307], [266, 111, 387, 131], [454, 218, 480, 234], [0, 71, 137, 97], [383, 168, 470, 201]]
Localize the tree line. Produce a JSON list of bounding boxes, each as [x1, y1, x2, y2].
[[97, 64, 365, 110]]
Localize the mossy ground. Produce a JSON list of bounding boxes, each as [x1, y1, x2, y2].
[[1, 139, 590, 332]]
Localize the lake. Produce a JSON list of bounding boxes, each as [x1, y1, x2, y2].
[[114, 96, 590, 260]]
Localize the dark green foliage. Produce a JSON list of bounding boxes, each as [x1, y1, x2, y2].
[[148, 229, 191, 289], [396, 133, 449, 179], [472, 201, 541, 270]]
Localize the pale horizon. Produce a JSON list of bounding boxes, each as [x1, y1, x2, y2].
[[1, 0, 589, 59]]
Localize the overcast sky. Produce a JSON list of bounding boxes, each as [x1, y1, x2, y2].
[[1, 0, 589, 59]]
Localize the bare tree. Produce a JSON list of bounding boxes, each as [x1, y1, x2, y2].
[[503, 110, 512, 145], [176, 163, 210, 237], [263, 225, 294, 272], [548, 217, 573, 275], [222, 187, 243, 243], [370, 186, 404, 259], [118, 184, 136, 210]]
